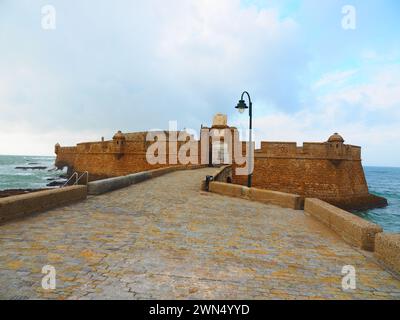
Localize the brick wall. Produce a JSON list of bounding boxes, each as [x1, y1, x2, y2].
[[55, 129, 386, 210], [231, 141, 386, 210], [55, 138, 202, 180]]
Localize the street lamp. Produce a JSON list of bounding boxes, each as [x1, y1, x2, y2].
[[235, 91, 253, 188]]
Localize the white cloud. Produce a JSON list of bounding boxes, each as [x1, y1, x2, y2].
[[230, 62, 400, 166], [313, 69, 358, 89], [0, 0, 305, 156], [319, 64, 400, 110], [232, 108, 400, 167], [0, 123, 106, 156], [1, 1, 399, 167]]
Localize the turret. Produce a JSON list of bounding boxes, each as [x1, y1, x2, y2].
[[327, 133, 345, 162], [54, 143, 60, 155], [113, 130, 126, 159], [327, 133, 344, 144]]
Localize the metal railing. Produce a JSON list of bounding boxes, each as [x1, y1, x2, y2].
[[61, 171, 89, 187], [62, 172, 78, 187], [77, 171, 89, 185]]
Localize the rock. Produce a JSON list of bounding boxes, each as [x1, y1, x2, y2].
[[46, 181, 65, 187], [15, 166, 47, 170], [330, 194, 388, 212]]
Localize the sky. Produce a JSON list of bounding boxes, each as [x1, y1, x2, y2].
[[0, 0, 399, 166]]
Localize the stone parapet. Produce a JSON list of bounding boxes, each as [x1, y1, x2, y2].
[[208, 181, 303, 210], [250, 188, 303, 210], [88, 165, 207, 195], [375, 233, 400, 275], [256, 141, 361, 161], [304, 198, 382, 251], [87, 175, 133, 195], [0, 186, 87, 224], [200, 165, 233, 191]]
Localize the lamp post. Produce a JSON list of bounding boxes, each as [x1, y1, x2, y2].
[[235, 91, 253, 188]]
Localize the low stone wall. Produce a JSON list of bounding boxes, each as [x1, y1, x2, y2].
[[213, 165, 233, 183], [0, 186, 87, 224], [87, 175, 134, 195], [200, 165, 232, 191], [250, 187, 304, 210], [88, 165, 206, 195], [375, 233, 400, 274], [208, 181, 303, 210], [304, 198, 382, 251]]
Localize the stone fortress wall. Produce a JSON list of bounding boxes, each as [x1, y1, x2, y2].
[[232, 137, 386, 210], [55, 131, 201, 180], [55, 114, 387, 211]]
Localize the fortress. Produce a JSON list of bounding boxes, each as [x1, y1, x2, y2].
[[55, 114, 387, 211]]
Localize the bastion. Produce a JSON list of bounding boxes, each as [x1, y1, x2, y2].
[[55, 114, 387, 211], [233, 132, 387, 211]]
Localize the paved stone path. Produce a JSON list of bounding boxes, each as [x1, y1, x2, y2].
[[1, 167, 400, 300]]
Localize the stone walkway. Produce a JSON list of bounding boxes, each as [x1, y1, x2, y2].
[[0, 167, 399, 300]]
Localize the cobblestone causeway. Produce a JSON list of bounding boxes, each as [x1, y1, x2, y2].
[[1, 167, 400, 299]]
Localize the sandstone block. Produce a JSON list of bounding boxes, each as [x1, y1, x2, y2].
[[304, 198, 382, 251], [375, 233, 400, 275], [0, 186, 87, 224]]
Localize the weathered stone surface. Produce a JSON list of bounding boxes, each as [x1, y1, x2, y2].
[[87, 176, 132, 195], [200, 165, 232, 191], [375, 233, 400, 274], [0, 168, 399, 300], [233, 147, 387, 211], [209, 181, 247, 198], [212, 113, 228, 127], [127, 172, 151, 185], [0, 189, 47, 199], [304, 198, 383, 251], [209, 181, 303, 210], [87, 165, 205, 195], [0, 186, 87, 224], [249, 187, 303, 210]]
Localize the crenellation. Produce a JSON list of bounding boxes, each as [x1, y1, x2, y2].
[[255, 141, 361, 161], [54, 114, 387, 211]]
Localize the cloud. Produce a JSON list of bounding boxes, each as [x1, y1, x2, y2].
[[0, 122, 105, 156], [313, 69, 358, 89], [232, 106, 400, 167], [318, 64, 400, 112], [0, 1, 304, 138], [230, 61, 400, 166], [0, 0, 399, 167]]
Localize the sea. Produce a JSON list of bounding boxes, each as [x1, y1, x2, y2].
[[0, 155, 65, 191], [355, 166, 400, 233], [0, 155, 399, 233]]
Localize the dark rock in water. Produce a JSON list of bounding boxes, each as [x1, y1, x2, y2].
[[46, 181, 65, 187], [27, 162, 39, 165], [329, 194, 388, 212], [15, 166, 47, 170], [0, 189, 47, 198]]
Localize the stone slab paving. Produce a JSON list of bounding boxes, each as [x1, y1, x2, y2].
[[0, 167, 400, 300]]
